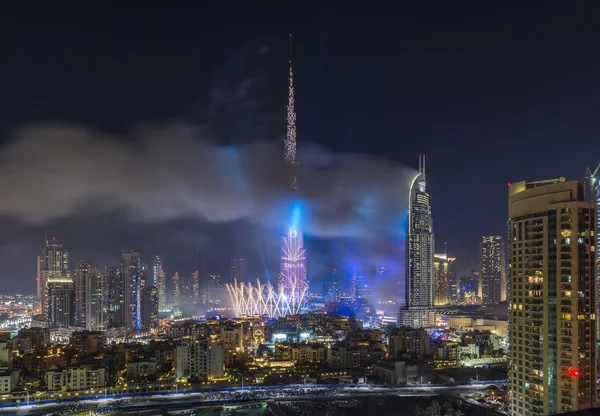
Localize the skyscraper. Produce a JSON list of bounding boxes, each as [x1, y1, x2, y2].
[[479, 236, 506, 304], [86, 268, 105, 331], [171, 272, 180, 306], [141, 285, 158, 331], [208, 274, 225, 306], [508, 178, 596, 415], [433, 254, 449, 306], [192, 270, 199, 305], [106, 266, 123, 328], [47, 276, 73, 328], [323, 268, 341, 302], [278, 37, 308, 314], [157, 269, 167, 312], [398, 155, 435, 328], [447, 256, 458, 302], [152, 255, 162, 286], [120, 250, 141, 331], [74, 261, 94, 328], [39, 237, 69, 322], [230, 258, 245, 284]]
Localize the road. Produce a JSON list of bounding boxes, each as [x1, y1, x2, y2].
[[0, 382, 507, 415]]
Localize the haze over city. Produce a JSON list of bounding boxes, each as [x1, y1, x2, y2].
[[3, 4, 600, 294], [1, 4, 600, 416]]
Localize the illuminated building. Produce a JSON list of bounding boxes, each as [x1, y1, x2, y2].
[[120, 250, 141, 331], [479, 236, 506, 304], [192, 269, 199, 304], [230, 258, 245, 284], [86, 268, 105, 331], [73, 261, 105, 331], [74, 261, 96, 328], [323, 268, 341, 302], [106, 266, 123, 328], [349, 272, 357, 302], [141, 285, 158, 330], [356, 275, 374, 309], [398, 155, 435, 328], [208, 274, 226, 305], [152, 255, 162, 286], [39, 237, 69, 322], [585, 164, 600, 340], [508, 178, 597, 415], [226, 36, 307, 317], [157, 269, 167, 312], [175, 337, 224, 379], [447, 256, 457, 302], [47, 276, 73, 328], [171, 272, 180, 305], [433, 254, 449, 306], [278, 37, 308, 312]]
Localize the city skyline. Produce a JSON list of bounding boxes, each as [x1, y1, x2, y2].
[[3, 5, 600, 293], [3, 4, 600, 414]]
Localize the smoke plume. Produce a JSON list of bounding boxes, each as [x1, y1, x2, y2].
[[0, 123, 415, 239]]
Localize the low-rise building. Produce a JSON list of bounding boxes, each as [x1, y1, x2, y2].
[[372, 359, 434, 385], [0, 370, 19, 393], [127, 359, 158, 379], [45, 366, 106, 392], [175, 337, 224, 380]]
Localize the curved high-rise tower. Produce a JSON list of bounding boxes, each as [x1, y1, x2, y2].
[[397, 155, 435, 328], [278, 35, 308, 312]]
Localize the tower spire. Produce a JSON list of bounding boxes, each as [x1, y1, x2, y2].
[[285, 34, 298, 188]]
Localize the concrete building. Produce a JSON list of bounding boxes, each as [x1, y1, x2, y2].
[[388, 326, 432, 359], [0, 370, 19, 394], [45, 366, 106, 392], [175, 337, 224, 380], [398, 155, 435, 328], [127, 359, 158, 379], [508, 178, 597, 415]]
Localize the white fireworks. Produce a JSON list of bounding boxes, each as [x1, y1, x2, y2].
[[226, 278, 307, 318]]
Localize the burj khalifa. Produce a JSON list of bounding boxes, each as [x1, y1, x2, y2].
[[278, 35, 308, 310]]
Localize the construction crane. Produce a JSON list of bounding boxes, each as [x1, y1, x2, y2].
[[585, 163, 600, 200], [526, 177, 566, 186]]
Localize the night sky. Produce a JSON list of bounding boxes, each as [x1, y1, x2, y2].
[[1, 3, 600, 294]]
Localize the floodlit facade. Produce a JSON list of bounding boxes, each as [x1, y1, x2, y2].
[[508, 178, 597, 415], [398, 155, 435, 328], [433, 254, 449, 306], [480, 236, 506, 304]]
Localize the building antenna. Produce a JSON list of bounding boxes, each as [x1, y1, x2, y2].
[[289, 33, 292, 64], [423, 154, 426, 174]]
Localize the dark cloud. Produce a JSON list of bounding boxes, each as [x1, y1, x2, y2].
[[0, 123, 415, 240]]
